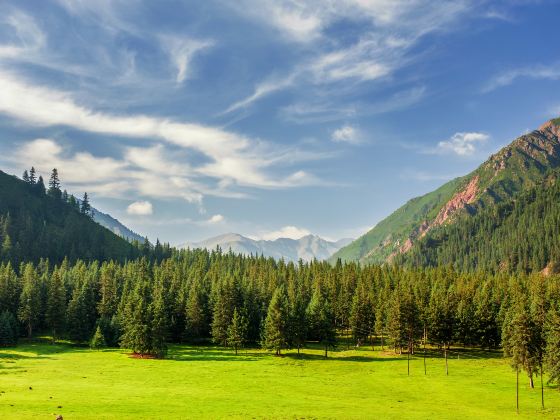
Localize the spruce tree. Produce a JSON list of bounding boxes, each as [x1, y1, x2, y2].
[[227, 308, 248, 355], [29, 166, 36, 184], [81, 192, 92, 216], [48, 168, 62, 200], [350, 281, 374, 346], [149, 281, 168, 358], [46, 270, 66, 342], [18, 263, 41, 337], [0, 310, 17, 346], [262, 285, 289, 355], [186, 278, 209, 339], [545, 307, 560, 387], [307, 286, 337, 358], [90, 325, 106, 349], [22, 170, 29, 183]]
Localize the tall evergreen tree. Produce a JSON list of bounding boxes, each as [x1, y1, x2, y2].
[[48, 168, 62, 200], [307, 286, 337, 358], [262, 285, 289, 355], [46, 270, 66, 342], [227, 308, 248, 355], [0, 310, 17, 346], [81, 192, 92, 216], [18, 263, 41, 337]]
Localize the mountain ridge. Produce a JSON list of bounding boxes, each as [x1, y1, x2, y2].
[[180, 233, 352, 262], [331, 116, 560, 266]]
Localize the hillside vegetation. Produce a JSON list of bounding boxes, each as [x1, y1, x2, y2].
[[332, 118, 560, 271]]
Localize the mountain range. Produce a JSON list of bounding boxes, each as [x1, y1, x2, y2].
[[180, 233, 352, 262], [332, 117, 560, 272], [92, 207, 145, 243]]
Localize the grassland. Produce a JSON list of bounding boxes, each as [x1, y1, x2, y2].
[[1, 340, 559, 419]]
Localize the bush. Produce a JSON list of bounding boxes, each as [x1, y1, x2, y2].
[[90, 326, 106, 349]]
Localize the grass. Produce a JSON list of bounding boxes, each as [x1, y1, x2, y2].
[[1, 340, 559, 419]]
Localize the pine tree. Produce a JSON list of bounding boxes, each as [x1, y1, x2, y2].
[[120, 280, 151, 355], [90, 325, 106, 349], [545, 307, 560, 387], [46, 270, 66, 342], [18, 263, 41, 337], [288, 291, 307, 354], [48, 168, 62, 200], [22, 170, 29, 183], [350, 281, 374, 346], [29, 167, 36, 184], [149, 281, 168, 358], [36, 175, 46, 195], [186, 278, 209, 339], [227, 308, 248, 355], [262, 285, 289, 355], [81, 192, 92, 216], [0, 310, 17, 346], [307, 286, 337, 358]]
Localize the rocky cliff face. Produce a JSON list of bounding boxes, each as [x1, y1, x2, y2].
[[332, 117, 560, 264]]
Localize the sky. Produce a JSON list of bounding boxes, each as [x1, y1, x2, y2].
[[0, 0, 559, 245]]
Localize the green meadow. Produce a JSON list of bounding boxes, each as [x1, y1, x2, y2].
[[1, 341, 558, 419]]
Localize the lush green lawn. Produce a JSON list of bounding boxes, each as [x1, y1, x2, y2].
[[0, 341, 558, 419]]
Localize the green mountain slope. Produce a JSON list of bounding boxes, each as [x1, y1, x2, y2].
[[332, 117, 560, 266], [0, 170, 139, 264], [396, 172, 560, 273]]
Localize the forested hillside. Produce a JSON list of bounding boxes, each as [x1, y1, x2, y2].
[[397, 172, 560, 273], [332, 117, 560, 269], [0, 168, 141, 265]]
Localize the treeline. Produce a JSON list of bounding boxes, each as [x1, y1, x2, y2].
[[0, 168, 173, 265], [1, 251, 560, 390], [398, 175, 560, 273]]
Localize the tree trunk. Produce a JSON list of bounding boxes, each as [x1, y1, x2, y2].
[[407, 342, 410, 376], [381, 333, 384, 351], [530, 374, 534, 389], [325, 344, 328, 358], [423, 340, 426, 375], [541, 364, 544, 409], [445, 347, 448, 376], [28, 322, 32, 338], [235, 345, 238, 356], [516, 366, 519, 414]]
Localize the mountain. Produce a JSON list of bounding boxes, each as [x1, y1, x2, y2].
[[332, 117, 560, 270], [180, 233, 352, 262], [92, 207, 145, 243], [0, 170, 139, 264]]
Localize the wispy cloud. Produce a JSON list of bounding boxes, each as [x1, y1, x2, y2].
[[160, 36, 214, 84], [223, 0, 476, 114], [0, 71, 323, 192], [435, 132, 490, 156], [256, 225, 311, 241], [482, 62, 560, 93]]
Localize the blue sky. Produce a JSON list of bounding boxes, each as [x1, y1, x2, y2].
[[0, 0, 559, 244]]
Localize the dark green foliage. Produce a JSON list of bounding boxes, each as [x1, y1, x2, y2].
[[0, 310, 18, 346], [46, 269, 66, 341], [350, 280, 374, 345], [0, 170, 139, 265], [90, 325, 106, 349], [307, 286, 336, 357], [545, 307, 560, 386], [227, 308, 248, 355], [262, 285, 289, 355]]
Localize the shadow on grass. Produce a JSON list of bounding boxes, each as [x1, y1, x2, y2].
[[168, 346, 260, 362]]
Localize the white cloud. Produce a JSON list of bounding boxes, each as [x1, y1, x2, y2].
[[436, 132, 489, 156], [224, 0, 469, 112], [160, 36, 214, 83], [483, 63, 560, 93], [259, 226, 311, 241], [0, 71, 321, 193], [207, 214, 225, 224], [127, 200, 153, 216], [0, 9, 46, 58], [222, 75, 295, 114], [331, 125, 362, 144]]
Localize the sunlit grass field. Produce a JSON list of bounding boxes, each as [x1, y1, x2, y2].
[[0, 340, 558, 419]]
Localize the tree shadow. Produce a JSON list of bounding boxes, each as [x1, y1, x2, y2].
[[168, 346, 259, 362]]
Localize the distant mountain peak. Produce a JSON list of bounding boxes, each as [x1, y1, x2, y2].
[[180, 232, 352, 262]]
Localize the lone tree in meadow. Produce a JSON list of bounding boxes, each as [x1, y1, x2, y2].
[[262, 285, 289, 356], [227, 308, 248, 355]]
